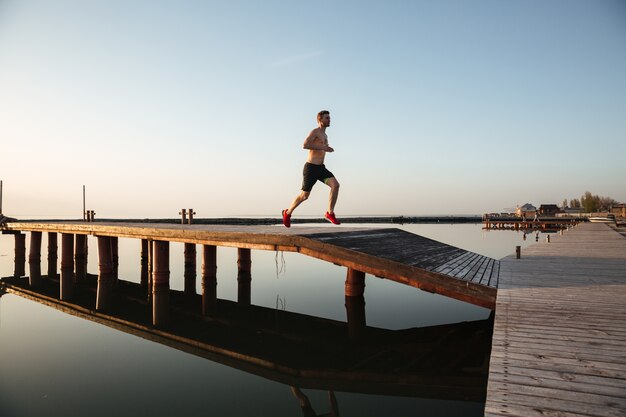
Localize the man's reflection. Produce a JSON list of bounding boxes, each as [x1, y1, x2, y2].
[[290, 387, 339, 417]]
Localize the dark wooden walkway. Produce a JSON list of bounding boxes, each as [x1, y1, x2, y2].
[[2, 221, 498, 308], [486, 223, 626, 416]]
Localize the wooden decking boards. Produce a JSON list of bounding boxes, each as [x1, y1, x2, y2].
[[485, 223, 626, 416], [1, 221, 498, 308]]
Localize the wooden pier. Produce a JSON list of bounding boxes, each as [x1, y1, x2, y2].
[[486, 223, 626, 416], [1, 221, 499, 328], [483, 215, 584, 231]]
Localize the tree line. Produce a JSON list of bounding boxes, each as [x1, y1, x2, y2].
[[562, 191, 620, 213]]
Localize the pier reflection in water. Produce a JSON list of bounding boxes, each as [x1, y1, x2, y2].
[[0, 224, 506, 416]]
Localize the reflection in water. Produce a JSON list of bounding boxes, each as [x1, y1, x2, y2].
[[0, 223, 516, 416], [1, 271, 493, 411]]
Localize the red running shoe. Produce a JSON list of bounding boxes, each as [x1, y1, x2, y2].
[[324, 211, 341, 225], [282, 209, 291, 228]]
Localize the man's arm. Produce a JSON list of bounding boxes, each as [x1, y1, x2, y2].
[[303, 129, 334, 152]]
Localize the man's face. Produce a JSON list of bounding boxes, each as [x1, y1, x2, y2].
[[320, 114, 331, 127]]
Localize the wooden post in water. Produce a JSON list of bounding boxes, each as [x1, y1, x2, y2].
[[28, 232, 42, 287], [237, 248, 251, 305], [202, 245, 217, 316], [140, 239, 149, 288], [516, 246, 521, 259], [345, 268, 366, 341], [147, 240, 154, 303], [60, 233, 75, 300], [96, 236, 113, 311], [110, 237, 119, 285], [75, 234, 87, 282], [152, 241, 170, 326], [47, 232, 58, 278], [14, 233, 25, 277], [184, 243, 196, 295]]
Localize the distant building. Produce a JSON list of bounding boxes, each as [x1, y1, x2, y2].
[[516, 203, 536, 218], [538, 204, 561, 216], [610, 203, 626, 218]]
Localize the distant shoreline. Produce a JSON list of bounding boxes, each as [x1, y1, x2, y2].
[[12, 216, 483, 225]]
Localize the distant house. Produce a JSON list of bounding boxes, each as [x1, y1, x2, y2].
[[610, 203, 626, 218], [538, 204, 561, 216], [516, 203, 536, 218]]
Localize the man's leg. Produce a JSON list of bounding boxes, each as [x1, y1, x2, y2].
[[287, 191, 310, 215], [325, 177, 340, 213]]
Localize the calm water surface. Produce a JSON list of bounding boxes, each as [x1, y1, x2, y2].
[[0, 223, 540, 417]]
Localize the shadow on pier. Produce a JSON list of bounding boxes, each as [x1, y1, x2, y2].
[[0, 273, 493, 403]]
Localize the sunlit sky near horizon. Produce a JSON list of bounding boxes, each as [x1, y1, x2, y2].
[[1, 0, 625, 219]]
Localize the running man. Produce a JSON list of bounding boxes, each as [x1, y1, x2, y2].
[[282, 110, 340, 227]]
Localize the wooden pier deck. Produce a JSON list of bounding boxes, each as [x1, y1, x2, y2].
[[486, 223, 626, 416], [1, 221, 499, 308]]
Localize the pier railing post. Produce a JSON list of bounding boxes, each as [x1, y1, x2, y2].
[[184, 243, 196, 296], [28, 232, 42, 287], [47, 232, 58, 279], [14, 233, 25, 277], [60, 233, 75, 300], [152, 241, 170, 326], [201, 245, 217, 316], [96, 236, 113, 311], [237, 248, 251, 305], [75, 234, 87, 282], [345, 268, 366, 341]]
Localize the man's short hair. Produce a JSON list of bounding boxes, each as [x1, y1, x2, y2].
[[317, 110, 330, 122]]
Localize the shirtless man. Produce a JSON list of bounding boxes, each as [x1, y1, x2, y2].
[[282, 110, 340, 227]]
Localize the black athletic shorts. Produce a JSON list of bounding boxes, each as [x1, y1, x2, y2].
[[301, 162, 334, 192]]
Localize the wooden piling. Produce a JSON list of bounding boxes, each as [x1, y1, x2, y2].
[[75, 234, 87, 282], [147, 240, 154, 303], [515, 246, 521, 259], [96, 236, 113, 311], [184, 243, 196, 295], [345, 268, 366, 340], [47, 232, 58, 279], [110, 237, 119, 284], [345, 268, 365, 297], [202, 245, 217, 316], [14, 233, 25, 277], [237, 248, 251, 305], [28, 232, 42, 287], [60, 233, 74, 300], [140, 239, 149, 287], [152, 241, 170, 326]]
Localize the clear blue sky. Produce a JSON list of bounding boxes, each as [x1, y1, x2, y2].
[[1, 0, 625, 218]]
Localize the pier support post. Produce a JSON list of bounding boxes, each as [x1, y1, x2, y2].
[[184, 243, 196, 296], [110, 237, 119, 285], [60, 233, 75, 300], [14, 233, 25, 277], [140, 239, 149, 288], [96, 236, 114, 311], [147, 240, 154, 303], [47, 232, 58, 279], [515, 246, 521, 259], [75, 235, 87, 282], [152, 241, 170, 326], [201, 245, 217, 316], [28, 232, 42, 287], [237, 248, 251, 305], [345, 268, 366, 341]]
